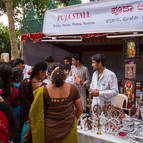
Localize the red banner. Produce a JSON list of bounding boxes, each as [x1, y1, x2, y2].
[[21, 33, 43, 41]]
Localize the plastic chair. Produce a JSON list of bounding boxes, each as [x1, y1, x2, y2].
[[116, 94, 128, 109]]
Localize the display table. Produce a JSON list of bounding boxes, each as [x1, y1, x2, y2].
[[78, 129, 130, 143]]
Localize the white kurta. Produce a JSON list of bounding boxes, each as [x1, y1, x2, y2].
[[70, 65, 90, 111], [90, 68, 118, 110]]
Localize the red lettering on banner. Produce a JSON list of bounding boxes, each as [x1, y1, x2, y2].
[[76, 13, 80, 19], [112, 5, 134, 15], [57, 11, 90, 22], [138, 3, 143, 10], [123, 5, 134, 13], [81, 12, 86, 18], [68, 14, 71, 20], [64, 15, 68, 21], [112, 7, 122, 15], [57, 16, 63, 21], [86, 11, 90, 18], [73, 13, 76, 19]]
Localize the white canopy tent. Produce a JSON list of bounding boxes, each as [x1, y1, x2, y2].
[[43, 0, 143, 38]]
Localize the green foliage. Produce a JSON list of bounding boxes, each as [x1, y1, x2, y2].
[[0, 23, 11, 54], [0, 0, 6, 12], [47, 0, 57, 10], [22, 0, 49, 17], [56, 0, 81, 6], [21, 0, 57, 34], [68, 0, 81, 5], [0, 0, 48, 17], [56, 0, 69, 6], [21, 1, 44, 34]]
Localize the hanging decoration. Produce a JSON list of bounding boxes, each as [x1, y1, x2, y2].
[[124, 79, 136, 105], [123, 38, 139, 61], [125, 64, 136, 79], [21, 33, 43, 41]]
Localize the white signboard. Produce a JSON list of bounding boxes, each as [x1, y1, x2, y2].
[[43, 0, 143, 35]]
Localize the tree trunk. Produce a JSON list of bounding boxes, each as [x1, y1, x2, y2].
[[5, 0, 19, 60], [21, 7, 26, 60]]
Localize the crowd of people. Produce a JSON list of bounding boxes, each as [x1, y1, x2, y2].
[[0, 54, 119, 143]]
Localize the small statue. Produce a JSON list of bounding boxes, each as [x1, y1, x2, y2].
[[96, 117, 102, 135], [135, 99, 143, 119], [86, 117, 92, 130], [93, 104, 102, 117]]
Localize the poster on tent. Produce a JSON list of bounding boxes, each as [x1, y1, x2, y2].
[[125, 64, 136, 79], [124, 79, 136, 105], [43, 0, 143, 35], [123, 38, 139, 61]]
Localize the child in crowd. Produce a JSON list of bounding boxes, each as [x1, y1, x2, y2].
[[63, 64, 75, 85]]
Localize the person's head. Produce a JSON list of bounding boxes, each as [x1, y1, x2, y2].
[[48, 63, 66, 87], [91, 54, 105, 71], [11, 67, 23, 83], [45, 56, 54, 67], [0, 63, 12, 99], [64, 57, 71, 65], [63, 64, 71, 77], [30, 62, 47, 81], [13, 58, 25, 70], [72, 54, 81, 66]]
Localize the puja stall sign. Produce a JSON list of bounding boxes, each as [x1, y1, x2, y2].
[[43, 0, 143, 36]]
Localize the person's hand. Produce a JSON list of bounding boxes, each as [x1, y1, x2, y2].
[[91, 89, 99, 97], [80, 80, 83, 86]]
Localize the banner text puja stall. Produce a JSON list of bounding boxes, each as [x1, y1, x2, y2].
[[43, 0, 143, 36]]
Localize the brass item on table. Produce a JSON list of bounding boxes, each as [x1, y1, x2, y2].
[[96, 117, 102, 135], [135, 99, 143, 119]]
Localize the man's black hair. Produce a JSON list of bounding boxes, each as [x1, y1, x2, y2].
[[91, 54, 105, 66], [13, 58, 24, 67], [72, 54, 81, 62], [45, 56, 54, 63], [63, 64, 71, 71], [64, 57, 71, 61]]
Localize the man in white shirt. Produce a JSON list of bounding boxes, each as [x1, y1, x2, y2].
[[90, 54, 118, 111]]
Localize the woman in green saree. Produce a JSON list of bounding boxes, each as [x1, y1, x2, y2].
[[28, 63, 83, 143]]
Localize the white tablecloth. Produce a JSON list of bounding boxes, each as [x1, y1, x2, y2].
[[78, 129, 130, 143]]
